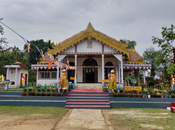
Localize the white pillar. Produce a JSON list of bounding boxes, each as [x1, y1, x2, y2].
[[75, 55, 77, 84], [102, 54, 104, 80], [138, 69, 140, 86], [57, 56, 59, 82], [121, 60, 123, 84], [15, 68, 18, 86], [143, 70, 145, 84], [6, 68, 9, 79], [118, 65, 120, 83]]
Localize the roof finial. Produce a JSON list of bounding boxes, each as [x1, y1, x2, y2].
[[85, 22, 94, 32]]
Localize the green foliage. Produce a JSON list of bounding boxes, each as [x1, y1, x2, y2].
[[120, 39, 137, 49], [143, 47, 159, 78], [152, 24, 175, 83]]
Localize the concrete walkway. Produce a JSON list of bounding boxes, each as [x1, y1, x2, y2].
[[55, 109, 112, 130]]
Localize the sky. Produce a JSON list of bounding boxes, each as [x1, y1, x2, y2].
[[0, 0, 175, 56]]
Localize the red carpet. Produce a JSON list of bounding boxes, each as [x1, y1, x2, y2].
[[71, 89, 103, 92]]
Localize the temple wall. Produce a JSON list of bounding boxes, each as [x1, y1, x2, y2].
[[77, 39, 102, 53]]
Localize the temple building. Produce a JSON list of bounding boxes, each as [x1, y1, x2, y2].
[[31, 23, 151, 88]]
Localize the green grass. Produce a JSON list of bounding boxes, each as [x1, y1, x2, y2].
[[0, 106, 68, 118], [110, 108, 175, 130]]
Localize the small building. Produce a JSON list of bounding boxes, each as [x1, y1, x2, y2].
[[4, 62, 29, 86], [31, 23, 151, 88]]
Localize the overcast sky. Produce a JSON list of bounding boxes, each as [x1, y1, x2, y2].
[[0, 0, 175, 56]]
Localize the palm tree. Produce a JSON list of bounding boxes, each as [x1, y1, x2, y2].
[[120, 39, 128, 44], [127, 40, 137, 49], [44, 40, 53, 50]]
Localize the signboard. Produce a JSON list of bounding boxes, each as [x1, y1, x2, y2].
[[101, 80, 109, 82], [70, 77, 75, 80], [134, 86, 142, 91], [125, 86, 133, 91], [124, 86, 142, 91]]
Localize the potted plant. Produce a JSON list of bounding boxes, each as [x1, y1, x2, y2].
[[110, 91, 115, 97], [21, 90, 25, 96], [116, 93, 119, 97], [32, 86, 36, 92], [26, 89, 30, 96], [56, 92, 59, 96], [161, 92, 164, 98], [31, 91, 34, 96], [50, 90, 54, 96], [45, 92, 49, 96], [40, 91, 44, 96], [121, 91, 125, 97], [35, 90, 38, 96], [41, 87, 45, 92], [47, 87, 51, 92], [132, 93, 136, 97], [23, 87, 27, 92], [127, 93, 131, 97], [156, 92, 161, 98], [171, 93, 175, 98], [137, 93, 141, 98], [103, 87, 108, 92], [55, 87, 58, 92], [147, 91, 151, 98]]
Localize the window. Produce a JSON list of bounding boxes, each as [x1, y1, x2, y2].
[[51, 72, 57, 79], [39, 72, 50, 79]]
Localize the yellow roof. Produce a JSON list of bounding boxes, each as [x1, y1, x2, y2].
[[48, 22, 131, 59]]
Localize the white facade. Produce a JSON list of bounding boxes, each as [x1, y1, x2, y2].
[[4, 65, 28, 86]]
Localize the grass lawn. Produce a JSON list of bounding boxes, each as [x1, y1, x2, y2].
[[108, 108, 175, 130], [0, 106, 68, 118]]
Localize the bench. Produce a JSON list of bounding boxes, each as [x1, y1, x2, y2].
[[170, 103, 175, 113]]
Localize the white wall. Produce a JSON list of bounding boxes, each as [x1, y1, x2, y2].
[[77, 39, 102, 53], [104, 45, 117, 52]]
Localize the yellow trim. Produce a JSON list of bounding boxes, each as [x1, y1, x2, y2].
[[48, 23, 131, 59]]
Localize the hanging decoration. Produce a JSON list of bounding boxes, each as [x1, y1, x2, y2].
[[0, 20, 76, 70], [131, 68, 134, 76]]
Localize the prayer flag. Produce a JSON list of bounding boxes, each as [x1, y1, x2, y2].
[[22, 73, 25, 84]]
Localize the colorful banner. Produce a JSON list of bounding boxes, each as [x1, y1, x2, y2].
[[101, 80, 109, 82], [124, 86, 142, 91]]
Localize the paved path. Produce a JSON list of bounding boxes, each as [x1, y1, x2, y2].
[[55, 109, 113, 130]]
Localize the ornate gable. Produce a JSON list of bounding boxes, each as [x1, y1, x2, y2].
[[48, 23, 131, 59]]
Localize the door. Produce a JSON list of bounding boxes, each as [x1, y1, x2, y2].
[[94, 68, 98, 83], [83, 68, 86, 83]]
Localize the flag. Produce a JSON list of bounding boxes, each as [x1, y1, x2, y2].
[[171, 75, 174, 85], [160, 71, 163, 77], [20, 35, 30, 52], [22, 73, 25, 84], [131, 68, 134, 76], [66, 57, 69, 66], [48, 60, 51, 69]]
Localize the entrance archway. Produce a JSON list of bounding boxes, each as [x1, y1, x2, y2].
[[83, 58, 98, 83]]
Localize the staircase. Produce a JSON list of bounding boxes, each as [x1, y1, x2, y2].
[[65, 91, 110, 109]]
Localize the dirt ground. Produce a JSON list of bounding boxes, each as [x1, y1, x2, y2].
[[0, 113, 62, 130], [0, 108, 174, 130]]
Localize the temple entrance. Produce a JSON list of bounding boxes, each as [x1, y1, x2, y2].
[[86, 68, 94, 83], [83, 58, 98, 83]]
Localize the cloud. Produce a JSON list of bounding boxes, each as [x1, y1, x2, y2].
[[0, 0, 175, 56]]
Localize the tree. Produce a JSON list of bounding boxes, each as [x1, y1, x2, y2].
[[120, 39, 137, 49], [0, 25, 8, 56], [143, 47, 159, 78], [152, 24, 175, 87], [24, 39, 47, 65], [44, 40, 53, 50]]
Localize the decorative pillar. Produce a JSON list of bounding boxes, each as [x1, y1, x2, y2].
[[138, 69, 140, 86], [75, 55, 77, 84], [6, 68, 9, 79], [15, 68, 18, 86], [57, 56, 59, 82], [143, 69, 145, 84], [102, 54, 104, 80], [118, 65, 120, 83], [121, 60, 123, 84]]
